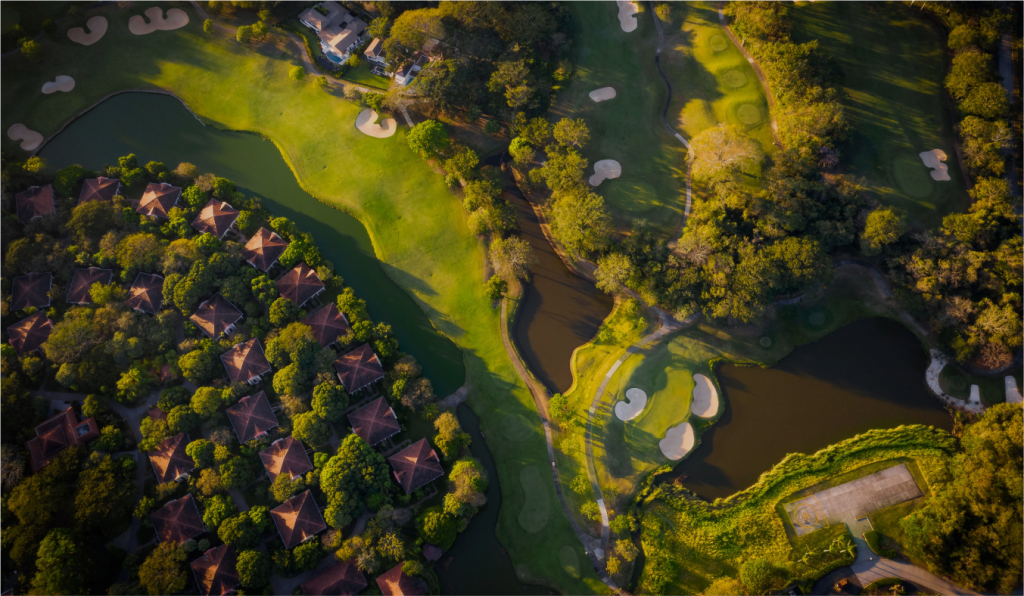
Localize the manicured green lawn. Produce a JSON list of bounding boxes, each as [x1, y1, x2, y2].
[[790, 2, 970, 229], [939, 364, 1023, 406], [343, 60, 390, 90], [0, 5, 606, 593]]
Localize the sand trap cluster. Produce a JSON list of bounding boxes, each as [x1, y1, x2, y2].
[[589, 87, 617, 102], [355, 108, 397, 138], [616, 1, 639, 32], [7, 124, 44, 151], [129, 7, 190, 35], [42, 75, 75, 94], [919, 149, 950, 181], [690, 374, 719, 418], [614, 388, 648, 421], [68, 16, 108, 45], [588, 159, 622, 186], [659, 422, 694, 460], [1006, 377, 1022, 404]]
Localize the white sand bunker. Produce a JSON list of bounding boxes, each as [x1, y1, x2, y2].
[[614, 388, 648, 421], [129, 7, 190, 35], [7, 124, 44, 151], [919, 149, 950, 181], [659, 422, 694, 460], [690, 374, 719, 418], [589, 87, 617, 102], [67, 16, 108, 45], [356, 109, 397, 138], [616, 1, 638, 33], [588, 159, 621, 186], [42, 75, 75, 94]]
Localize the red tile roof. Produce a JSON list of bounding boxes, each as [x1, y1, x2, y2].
[[259, 436, 313, 482], [125, 272, 164, 314], [334, 344, 385, 393], [190, 294, 243, 338], [26, 407, 99, 472], [191, 543, 240, 596], [78, 177, 121, 204], [151, 494, 205, 545], [191, 199, 240, 239], [66, 267, 113, 304], [136, 182, 182, 219], [149, 433, 194, 484], [15, 185, 55, 223], [301, 560, 368, 596], [226, 391, 279, 444], [221, 338, 271, 384], [388, 439, 444, 494], [375, 563, 425, 596], [277, 262, 325, 307], [242, 228, 288, 273], [270, 490, 327, 549], [10, 272, 52, 311], [347, 397, 400, 446], [7, 311, 54, 355], [304, 303, 351, 347]]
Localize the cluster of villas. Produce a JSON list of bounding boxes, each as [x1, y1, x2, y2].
[[12, 177, 445, 595]]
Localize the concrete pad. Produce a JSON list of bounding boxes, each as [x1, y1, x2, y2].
[[968, 385, 981, 406], [42, 75, 75, 94], [919, 149, 950, 181], [614, 387, 647, 421], [659, 422, 694, 460], [355, 108, 397, 138], [1006, 376, 1022, 404], [7, 123, 43, 151], [616, 1, 638, 32], [128, 7, 189, 35], [67, 16, 108, 45], [690, 373, 718, 418], [589, 87, 617, 102], [588, 159, 621, 186]]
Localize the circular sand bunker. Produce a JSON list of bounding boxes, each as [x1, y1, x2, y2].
[[67, 16, 108, 45], [737, 104, 762, 125], [129, 7, 190, 35], [722, 70, 747, 88], [918, 149, 950, 181], [659, 422, 694, 460], [355, 109, 397, 138], [614, 388, 648, 421], [709, 34, 729, 52], [892, 154, 934, 199], [42, 75, 75, 94], [7, 124, 43, 151], [690, 374, 718, 418], [588, 159, 621, 186], [589, 87, 617, 102], [616, 0, 638, 33]]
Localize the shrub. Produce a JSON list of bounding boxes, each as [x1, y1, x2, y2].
[[203, 19, 213, 33], [289, 66, 305, 81]]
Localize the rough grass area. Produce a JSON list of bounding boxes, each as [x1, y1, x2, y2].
[[790, 2, 970, 229]]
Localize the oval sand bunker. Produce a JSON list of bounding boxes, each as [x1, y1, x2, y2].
[[7, 124, 44, 151], [356, 109, 397, 139], [589, 87, 617, 102], [129, 7, 190, 35], [67, 16, 108, 46], [614, 388, 648, 421], [918, 149, 950, 181], [659, 422, 694, 460], [42, 75, 76, 94], [616, 1, 638, 33], [690, 374, 718, 418], [588, 159, 621, 186]]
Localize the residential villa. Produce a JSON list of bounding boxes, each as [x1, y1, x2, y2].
[[226, 390, 279, 444], [388, 438, 444, 494], [66, 267, 113, 305], [7, 312, 54, 355], [190, 294, 244, 338], [347, 396, 400, 446], [303, 303, 351, 347], [301, 560, 367, 596], [191, 544, 240, 596], [376, 563, 426, 596], [78, 177, 121, 204], [10, 272, 52, 311], [149, 433, 194, 484], [125, 272, 164, 314], [192, 198, 240, 240], [151, 494, 204, 545], [221, 338, 272, 385], [136, 182, 182, 219], [364, 37, 385, 65], [299, 1, 367, 64], [277, 262, 325, 307], [242, 227, 288, 273], [270, 490, 327, 550], [15, 185, 55, 223], [334, 343, 385, 393], [260, 435, 313, 482], [25, 407, 99, 473]]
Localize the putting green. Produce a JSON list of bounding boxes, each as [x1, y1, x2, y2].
[[891, 153, 935, 199], [560, 545, 581, 579], [736, 103, 762, 125], [501, 413, 533, 442], [722, 69, 748, 88], [709, 34, 728, 52], [517, 466, 552, 533]]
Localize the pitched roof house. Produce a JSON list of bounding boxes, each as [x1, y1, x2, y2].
[[149, 433, 194, 484], [388, 438, 444, 494], [10, 272, 52, 311], [78, 177, 121, 204], [303, 303, 351, 347], [151, 494, 205, 545], [375, 563, 426, 596], [190, 294, 243, 338], [226, 391, 279, 444], [191, 544, 240, 596], [66, 267, 113, 304], [136, 182, 182, 219], [299, 1, 367, 60], [26, 407, 99, 473], [125, 272, 164, 314], [7, 312, 54, 355], [191, 198, 240, 240], [260, 436, 313, 482], [277, 262, 325, 307], [334, 344, 385, 393], [270, 490, 327, 549], [347, 396, 400, 446], [15, 185, 55, 223], [301, 560, 368, 596], [242, 227, 288, 272], [364, 37, 385, 64], [221, 338, 271, 385]]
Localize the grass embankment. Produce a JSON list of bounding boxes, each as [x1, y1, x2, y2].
[[549, 3, 686, 238], [0, 5, 605, 593], [637, 425, 957, 594], [939, 364, 1023, 406], [790, 2, 970, 228]]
